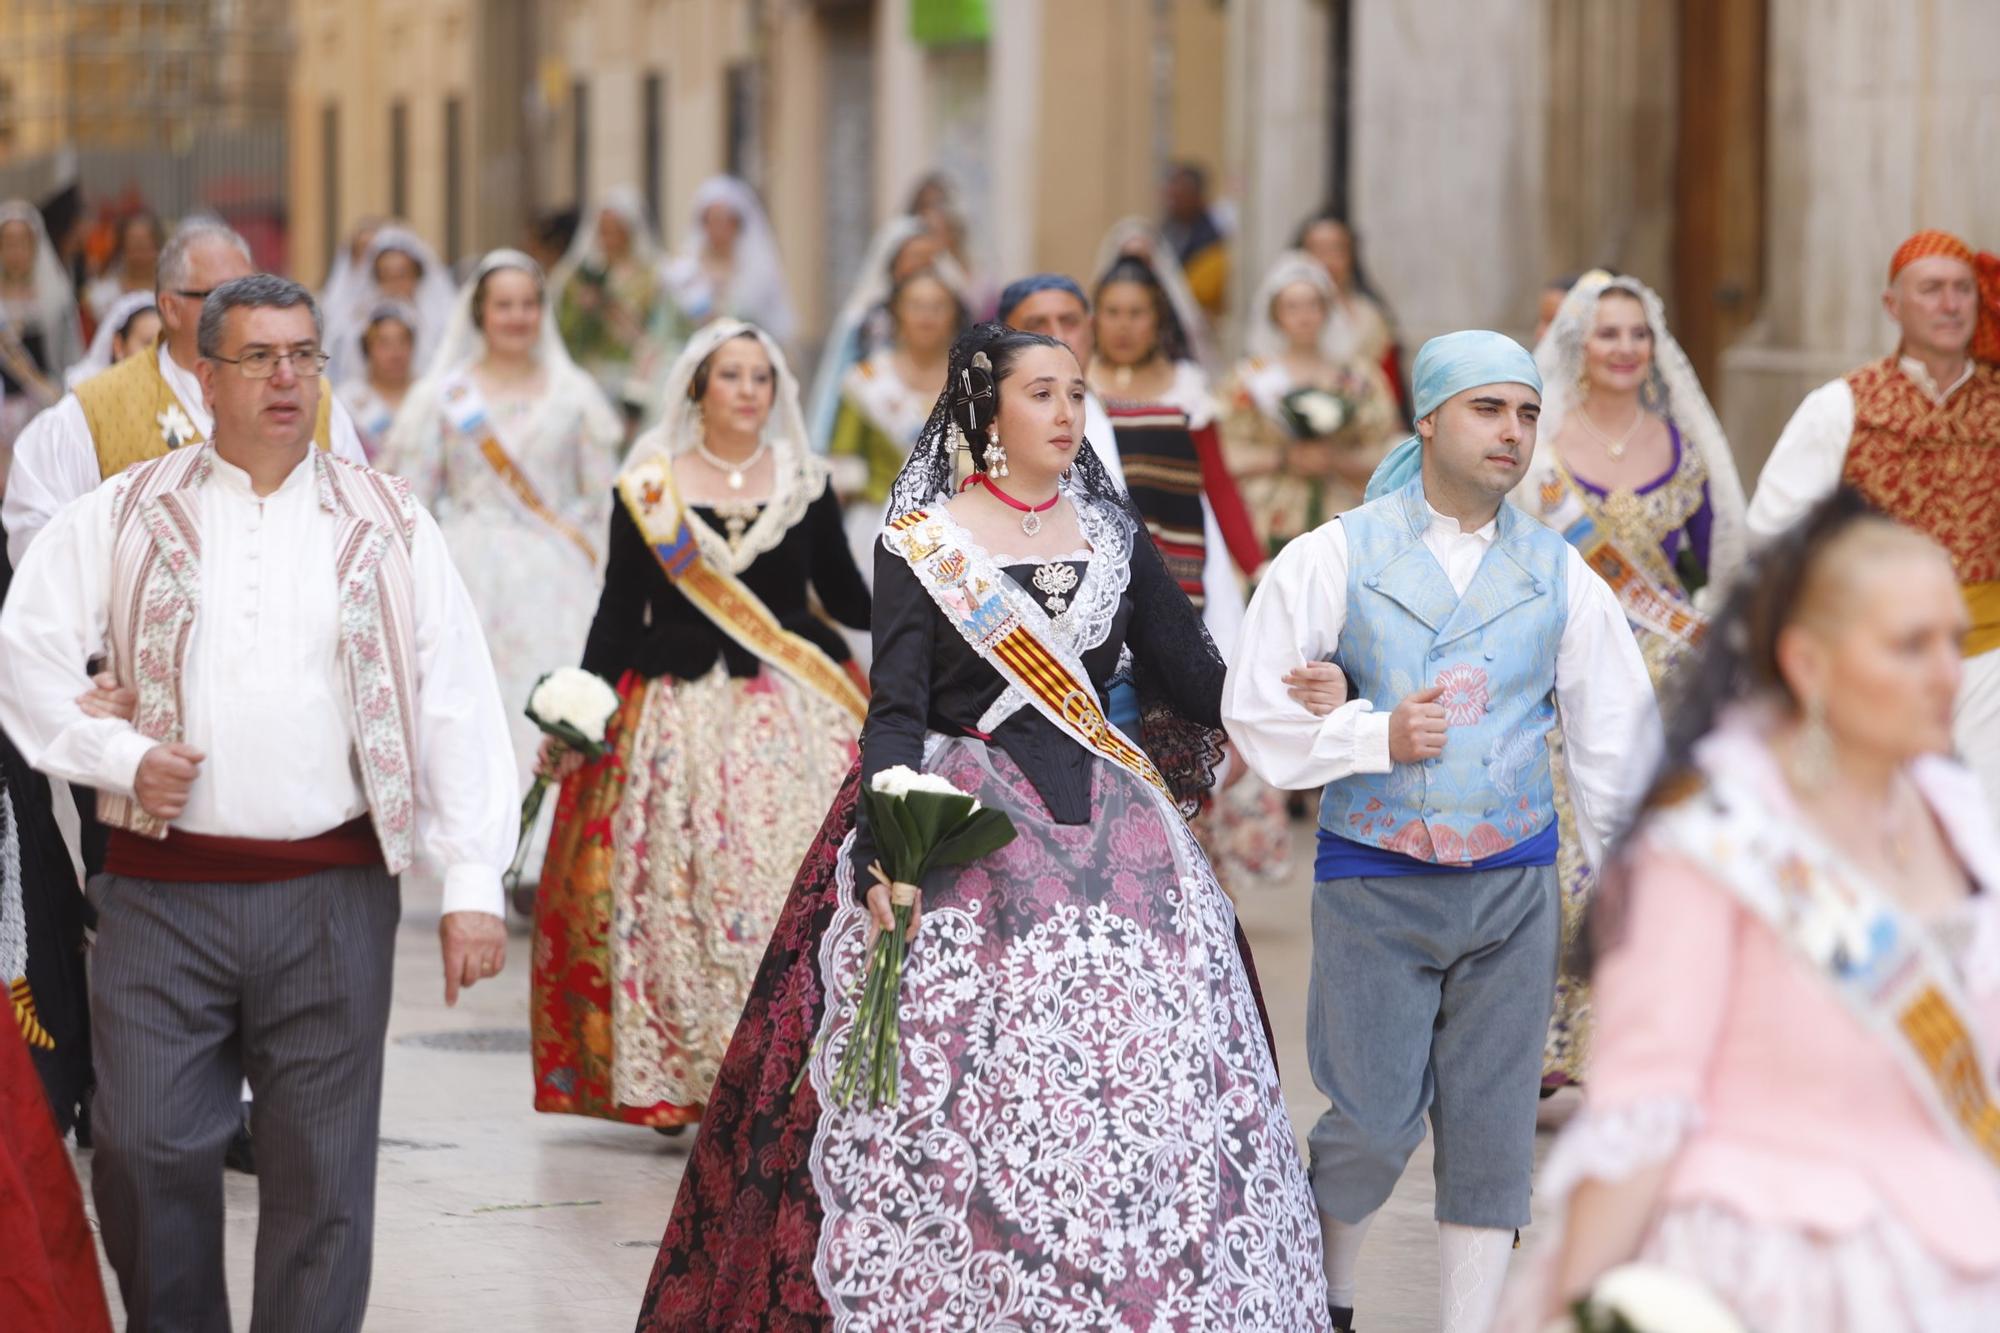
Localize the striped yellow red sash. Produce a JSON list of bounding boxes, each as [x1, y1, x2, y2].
[[884, 509, 1169, 798], [619, 456, 867, 726]]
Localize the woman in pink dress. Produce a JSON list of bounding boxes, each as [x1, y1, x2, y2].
[[1502, 489, 2000, 1333]]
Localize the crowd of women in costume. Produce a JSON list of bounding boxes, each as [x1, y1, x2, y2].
[[0, 171, 1994, 1333]]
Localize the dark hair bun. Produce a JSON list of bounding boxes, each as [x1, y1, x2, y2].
[[939, 322, 1071, 462]]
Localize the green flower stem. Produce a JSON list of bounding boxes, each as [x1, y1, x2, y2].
[[502, 774, 553, 892]]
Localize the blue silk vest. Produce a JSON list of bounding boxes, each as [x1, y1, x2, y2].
[[1319, 477, 1570, 865]]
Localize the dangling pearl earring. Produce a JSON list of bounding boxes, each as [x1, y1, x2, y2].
[[986, 421, 1008, 477], [1788, 695, 1837, 793]]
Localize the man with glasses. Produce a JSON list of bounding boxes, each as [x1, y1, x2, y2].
[[0, 275, 516, 1332], [2, 218, 369, 565]]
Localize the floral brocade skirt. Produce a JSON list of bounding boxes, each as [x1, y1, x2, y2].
[[637, 737, 1330, 1332], [1541, 727, 1593, 1089], [530, 663, 860, 1126]]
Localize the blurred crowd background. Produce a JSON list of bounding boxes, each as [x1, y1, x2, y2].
[[0, 0, 1993, 481]]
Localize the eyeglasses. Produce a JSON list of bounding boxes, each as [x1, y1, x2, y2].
[[208, 347, 330, 379]]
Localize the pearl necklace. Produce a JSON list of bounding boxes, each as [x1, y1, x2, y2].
[[695, 436, 770, 490]]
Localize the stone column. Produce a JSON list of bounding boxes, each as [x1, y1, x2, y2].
[[1225, 0, 1332, 355], [1722, 0, 2000, 485], [987, 0, 1045, 285], [1348, 0, 1551, 346]]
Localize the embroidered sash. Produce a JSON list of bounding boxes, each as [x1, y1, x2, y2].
[[882, 508, 1170, 799], [1530, 468, 1706, 650], [617, 455, 867, 726], [1657, 772, 2000, 1175], [441, 372, 599, 569]]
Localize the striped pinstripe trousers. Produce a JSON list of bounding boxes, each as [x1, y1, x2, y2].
[[86, 865, 399, 1333]]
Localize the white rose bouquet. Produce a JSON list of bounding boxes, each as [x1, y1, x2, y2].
[[1548, 1264, 1748, 1333], [1278, 385, 1354, 441], [830, 765, 1018, 1109], [504, 668, 623, 891]]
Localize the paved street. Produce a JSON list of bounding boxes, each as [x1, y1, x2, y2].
[[76, 831, 1561, 1330]]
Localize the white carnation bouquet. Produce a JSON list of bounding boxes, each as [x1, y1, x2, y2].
[[1278, 385, 1354, 441], [504, 668, 623, 891], [828, 764, 1018, 1109], [1547, 1265, 1747, 1333]]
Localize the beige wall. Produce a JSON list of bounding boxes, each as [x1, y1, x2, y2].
[[291, 0, 479, 277], [0, 0, 287, 157], [1721, 0, 2000, 483], [1349, 0, 1551, 347]]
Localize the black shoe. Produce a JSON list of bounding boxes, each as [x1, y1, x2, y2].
[[72, 1086, 94, 1150], [652, 1123, 688, 1138], [224, 1103, 256, 1175], [1329, 1304, 1356, 1332]]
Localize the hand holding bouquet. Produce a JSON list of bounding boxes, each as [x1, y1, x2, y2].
[[831, 765, 1018, 1109], [1278, 385, 1354, 442], [1546, 1265, 1746, 1333], [504, 668, 622, 892]]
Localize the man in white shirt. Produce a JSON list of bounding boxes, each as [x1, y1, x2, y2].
[[1224, 331, 1658, 1333], [1747, 228, 2000, 826], [3, 219, 377, 1176], [0, 275, 516, 1332], [1, 217, 369, 566]]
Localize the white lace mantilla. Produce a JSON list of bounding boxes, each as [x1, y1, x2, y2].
[[968, 493, 1134, 738], [805, 735, 1328, 1331], [0, 787, 24, 984]]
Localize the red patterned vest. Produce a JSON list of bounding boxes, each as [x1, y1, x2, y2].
[[1841, 357, 2000, 585]]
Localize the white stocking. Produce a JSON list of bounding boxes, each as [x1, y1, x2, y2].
[[1319, 1208, 1376, 1312], [1438, 1223, 1511, 1333]]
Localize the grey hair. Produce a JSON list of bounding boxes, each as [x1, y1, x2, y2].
[[157, 217, 252, 292], [197, 275, 322, 359]]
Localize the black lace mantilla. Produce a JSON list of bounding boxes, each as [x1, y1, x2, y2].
[[888, 323, 1226, 813]]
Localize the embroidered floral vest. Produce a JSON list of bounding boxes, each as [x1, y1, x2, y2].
[[1321, 477, 1570, 865], [100, 446, 423, 872], [76, 344, 334, 479], [1841, 356, 2000, 586]]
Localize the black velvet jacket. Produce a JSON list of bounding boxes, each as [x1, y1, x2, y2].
[[859, 517, 1224, 829], [579, 481, 871, 683]]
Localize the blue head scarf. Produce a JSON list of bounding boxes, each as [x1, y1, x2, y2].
[[1363, 330, 1542, 501], [997, 273, 1088, 324]]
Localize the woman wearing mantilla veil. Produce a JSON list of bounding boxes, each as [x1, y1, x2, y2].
[[1516, 270, 1749, 1090], [378, 250, 624, 879], [633, 322, 1330, 1332], [531, 319, 870, 1129]]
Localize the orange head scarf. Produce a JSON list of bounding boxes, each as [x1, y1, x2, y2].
[[1889, 229, 2000, 364]]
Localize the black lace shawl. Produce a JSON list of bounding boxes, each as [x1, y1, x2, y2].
[[882, 323, 1225, 812]]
